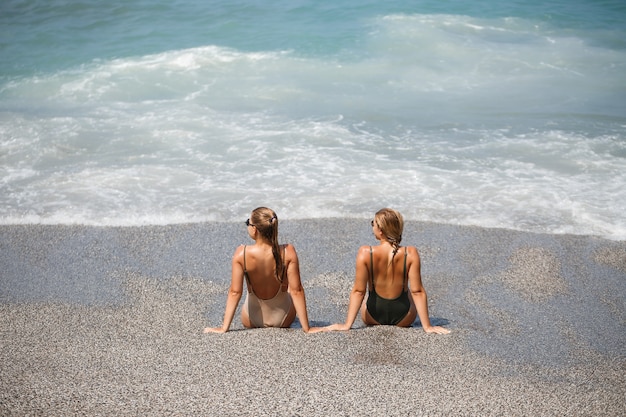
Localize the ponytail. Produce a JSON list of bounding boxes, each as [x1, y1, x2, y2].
[[268, 214, 285, 282], [250, 207, 285, 282]]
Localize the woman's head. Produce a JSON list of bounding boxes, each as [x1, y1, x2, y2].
[[373, 208, 404, 253], [248, 207, 285, 280], [249, 207, 278, 241]]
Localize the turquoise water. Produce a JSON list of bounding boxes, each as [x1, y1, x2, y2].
[[2, 1, 624, 77], [1, 0, 625, 239]]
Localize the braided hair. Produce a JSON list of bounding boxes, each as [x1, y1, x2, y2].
[[374, 208, 404, 256]]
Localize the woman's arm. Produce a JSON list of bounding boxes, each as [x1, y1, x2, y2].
[[324, 246, 369, 331], [204, 246, 245, 333], [285, 244, 312, 333], [407, 247, 450, 334]]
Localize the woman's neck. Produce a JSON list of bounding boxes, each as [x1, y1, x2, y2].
[[253, 237, 273, 247], [378, 239, 393, 248]]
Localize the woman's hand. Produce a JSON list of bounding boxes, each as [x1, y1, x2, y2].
[[305, 327, 325, 333], [423, 325, 451, 334], [321, 323, 352, 332], [203, 327, 227, 334]]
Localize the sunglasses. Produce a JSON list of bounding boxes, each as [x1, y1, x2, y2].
[[371, 220, 377, 227], [245, 219, 255, 227]]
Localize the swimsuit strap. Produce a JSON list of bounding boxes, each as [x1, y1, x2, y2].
[[403, 247, 408, 292], [369, 246, 375, 289], [243, 245, 250, 285], [370, 245, 409, 290], [244, 244, 288, 287], [369, 246, 409, 291]]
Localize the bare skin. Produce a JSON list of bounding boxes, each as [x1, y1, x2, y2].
[[322, 221, 450, 334], [204, 219, 320, 334]]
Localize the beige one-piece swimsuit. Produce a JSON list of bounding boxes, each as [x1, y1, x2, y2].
[[242, 245, 292, 328]]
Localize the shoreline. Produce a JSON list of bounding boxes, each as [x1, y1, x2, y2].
[[1, 220, 625, 415]]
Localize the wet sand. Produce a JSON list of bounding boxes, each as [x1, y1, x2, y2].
[[1, 220, 624, 416]]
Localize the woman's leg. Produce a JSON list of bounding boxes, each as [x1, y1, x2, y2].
[[360, 296, 380, 326], [241, 297, 253, 328], [280, 297, 296, 328]]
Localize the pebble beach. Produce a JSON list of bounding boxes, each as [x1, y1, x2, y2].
[[1, 220, 625, 416]]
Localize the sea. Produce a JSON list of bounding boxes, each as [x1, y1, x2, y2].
[[1, 0, 625, 240]]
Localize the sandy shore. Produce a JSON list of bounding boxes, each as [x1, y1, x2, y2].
[[1, 220, 625, 416]]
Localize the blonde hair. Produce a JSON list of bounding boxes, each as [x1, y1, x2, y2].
[[250, 207, 284, 281], [374, 208, 404, 254]]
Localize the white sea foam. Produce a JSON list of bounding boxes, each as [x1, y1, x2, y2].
[[1, 13, 624, 240]]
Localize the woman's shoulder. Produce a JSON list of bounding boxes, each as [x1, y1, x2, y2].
[[356, 245, 373, 259], [403, 245, 420, 260], [281, 243, 298, 258], [231, 244, 246, 265], [233, 244, 246, 255], [281, 242, 295, 251]]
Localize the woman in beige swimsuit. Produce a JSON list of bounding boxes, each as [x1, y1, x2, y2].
[[204, 207, 317, 333]]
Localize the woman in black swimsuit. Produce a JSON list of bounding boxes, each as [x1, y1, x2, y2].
[[323, 208, 450, 333]]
